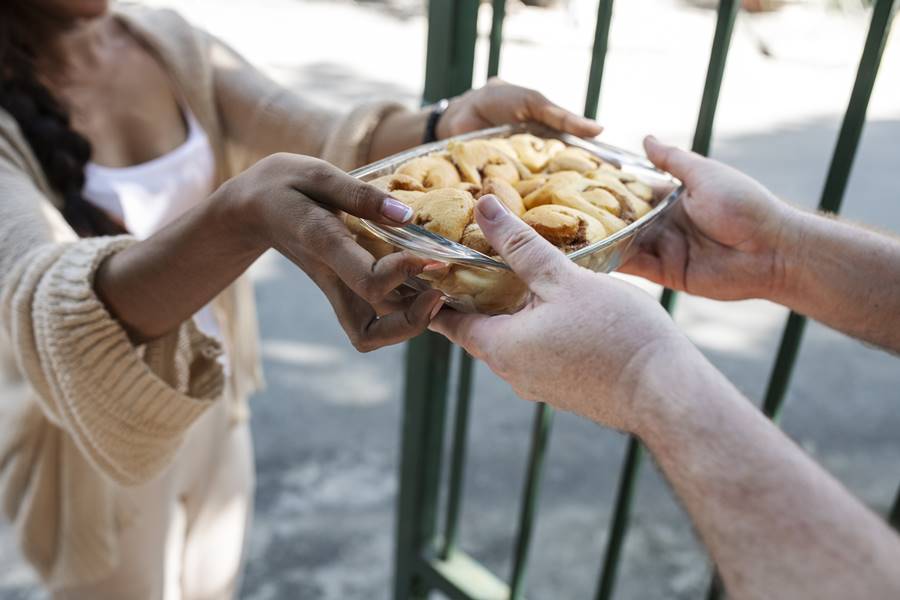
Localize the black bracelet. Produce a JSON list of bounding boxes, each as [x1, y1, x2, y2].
[[422, 98, 450, 144]]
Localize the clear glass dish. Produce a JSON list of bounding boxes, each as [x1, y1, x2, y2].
[[350, 123, 685, 314]]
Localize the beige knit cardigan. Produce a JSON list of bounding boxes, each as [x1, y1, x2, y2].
[[0, 4, 403, 589]]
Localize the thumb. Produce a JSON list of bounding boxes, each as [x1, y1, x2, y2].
[[475, 194, 573, 297], [643, 135, 705, 188]]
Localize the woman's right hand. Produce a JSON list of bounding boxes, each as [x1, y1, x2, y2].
[[622, 136, 800, 302], [222, 153, 444, 352]]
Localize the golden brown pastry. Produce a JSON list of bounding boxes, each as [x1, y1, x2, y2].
[[522, 171, 583, 209], [459, 223, 494, 255], [480, 177, 525, 216], [410, 187, 475, 242], [546, 147, 605, 173], [449, 140, 521, 185], [395, 155, 461, 189], [626, 180, 654, 202], [437, 266, 529, 315], [513, 175, 547, 197], [522, 204, 607, 252], [507, 133, 565, 172], [368, 173, 427, 193]]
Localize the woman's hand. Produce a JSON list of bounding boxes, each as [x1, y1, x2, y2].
[[429, 194, 688, 432], [437, 78, 602, 140], [622, 136, 800, 301], [224, 153, 445, 351]]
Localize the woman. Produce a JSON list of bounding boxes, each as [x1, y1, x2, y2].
[[0, 1, 600, 598]]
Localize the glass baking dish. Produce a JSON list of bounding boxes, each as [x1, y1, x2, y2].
[[349, 123, 685, 314]]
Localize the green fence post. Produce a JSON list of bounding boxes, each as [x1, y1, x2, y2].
[[487, 0, 507, 78], [394, 332, 453, 600], [441, 349, 476, 559], [509, 403, 555, 600], [395, 2, 481, 598], [706, 1, 897, 597], [584, 0, 615, 120], [593, 3, 740, 599], [424, 0, 480, 104]]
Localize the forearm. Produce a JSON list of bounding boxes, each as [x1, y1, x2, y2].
[[775, 209, 900, 352], [95, 187, 264, 343], [368, 108, 429, 162], [634, 343, 900, 600]]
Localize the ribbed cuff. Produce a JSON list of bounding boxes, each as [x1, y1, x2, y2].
[[321, 100, 408, 171], [30, 236, 225, 485]]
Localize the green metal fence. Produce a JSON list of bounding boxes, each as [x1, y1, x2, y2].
[[394, 2, 898, 599]]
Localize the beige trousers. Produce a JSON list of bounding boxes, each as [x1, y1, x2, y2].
[[54, 397, 255, 600]]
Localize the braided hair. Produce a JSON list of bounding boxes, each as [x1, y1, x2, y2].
[[0, 3, 124, 236]]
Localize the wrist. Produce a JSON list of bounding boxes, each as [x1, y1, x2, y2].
[[618, 332, 700, 437], [208, 179, 271, 257], [768, 205, 817, 308]]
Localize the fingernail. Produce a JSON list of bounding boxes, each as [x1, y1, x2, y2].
[[381, 197, 413, 223], [477, 194, 508, 222], [429, 298, 445, 320], [423, 261, 448, 272]]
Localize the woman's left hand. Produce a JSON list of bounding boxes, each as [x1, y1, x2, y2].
[[437, 78, 602, 139]]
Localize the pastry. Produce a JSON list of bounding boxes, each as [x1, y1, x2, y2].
[[480, 177, 525, 216], [507, 133, 565, 172], [409, 187, 475, 242], [449, 139, 521, 185], [546, 147, 605, 173], [368, 173, 427, 193], [522, 204, 607, 252], [395, 156, 461, 189], [459, 223, 494, 255]]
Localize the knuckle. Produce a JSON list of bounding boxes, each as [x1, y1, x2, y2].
[[346, 182, 375, 216], [502, 227, 539, 261]]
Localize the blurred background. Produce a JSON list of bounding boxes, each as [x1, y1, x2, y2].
[[1, 0, 898, 598]]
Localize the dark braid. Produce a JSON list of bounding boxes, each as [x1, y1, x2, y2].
[[0, 4, 125, 237]]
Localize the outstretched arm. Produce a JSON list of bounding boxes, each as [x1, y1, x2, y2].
[[432, 195, 900, 600], [638, 342, 900, 600], [625, 137, 900, 353]]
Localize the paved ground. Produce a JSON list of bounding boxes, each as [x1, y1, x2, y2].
[[1, 1, 898, 599]]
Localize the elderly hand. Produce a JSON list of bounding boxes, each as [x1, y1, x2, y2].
[[437, 78, 602, 140], [429, 194, 689, 432], [622, 136, 800, 301]]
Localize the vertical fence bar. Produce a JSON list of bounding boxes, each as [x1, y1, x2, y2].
[[487, 0, 507, 79], [706, 2, 897, 597], [584, 0, 615, 120], [691, 0, 741, 156], [592, 3, 740, 599], [424, 0, 480, 104], [508, 403, 555, 600], [889, 484, 900, 531], [395, 2, 482, 597], [594, 438, 643, 600], [394, 332, 454, 600], [441, 349, 476, 559]]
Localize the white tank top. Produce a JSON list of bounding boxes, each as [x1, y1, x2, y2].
[[83, 108, 224, 346]]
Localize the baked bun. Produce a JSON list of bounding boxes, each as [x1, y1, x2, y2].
[[507, 133, 565, 172], [523, 204, 606, 252], [438, 266, 529, 315], [460, 223, 494, 256], [369, 173, 427, 193], [411, 188, 475, 242], [546, 147, 605, 173], [480, 177, 525, 216], [449, 140, 521, 185], [395, 156, 461, 189]]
